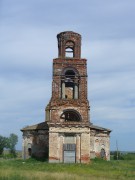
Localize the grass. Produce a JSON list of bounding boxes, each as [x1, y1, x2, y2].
[[0, 158, 135, 180]]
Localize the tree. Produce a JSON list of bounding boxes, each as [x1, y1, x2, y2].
[[8, 133, 18, 156], [113, 151, 124, 160], [0, 135, 8, 155]]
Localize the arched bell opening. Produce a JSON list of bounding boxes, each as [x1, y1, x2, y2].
[[65, 47, 74, 58], [61, 68, 79, 99], [65, 40, 75, 58]]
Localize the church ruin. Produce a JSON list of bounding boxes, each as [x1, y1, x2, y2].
[[21, 31, 111, 163]]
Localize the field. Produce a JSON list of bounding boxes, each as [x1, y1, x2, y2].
[[0, 158, 135, 180]]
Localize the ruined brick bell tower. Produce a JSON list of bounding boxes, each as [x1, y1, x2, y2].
[[46, 31, 91, 163], [21, 31, 111, 162]]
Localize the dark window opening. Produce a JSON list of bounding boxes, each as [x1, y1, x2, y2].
[[28, 148, 32, 156], [60, 110, 81, 122], [65, 70, 75, 78]]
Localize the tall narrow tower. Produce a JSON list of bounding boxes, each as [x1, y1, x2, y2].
[[46, 31, 90, 163]]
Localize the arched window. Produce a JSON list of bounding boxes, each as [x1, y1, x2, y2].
[[65, 47, 73, 58], [28, 148, 32, 156], [62, 67, 79, 76], [27, 143, 32, 157], [100, 148, 106, 158], [65, 69, 75, 76], [60, 109, 81, 122], [65, 41, 75, 58]]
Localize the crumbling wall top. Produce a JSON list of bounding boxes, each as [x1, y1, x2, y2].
[[57, 31, 81, 59]]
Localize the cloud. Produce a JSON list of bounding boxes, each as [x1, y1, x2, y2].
[[83, 38, 135, 149], [0, 0, 135, 151]]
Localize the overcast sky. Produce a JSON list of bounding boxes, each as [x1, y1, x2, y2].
[[0, 0, 135, 151]]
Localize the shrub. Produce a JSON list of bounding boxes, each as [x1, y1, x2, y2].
[[123, 153, 135, 160]]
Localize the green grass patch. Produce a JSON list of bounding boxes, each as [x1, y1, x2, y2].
[[0, 158, 135, 179]]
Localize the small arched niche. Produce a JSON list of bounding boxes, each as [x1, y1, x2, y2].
[[100, 148, 106, 159]]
